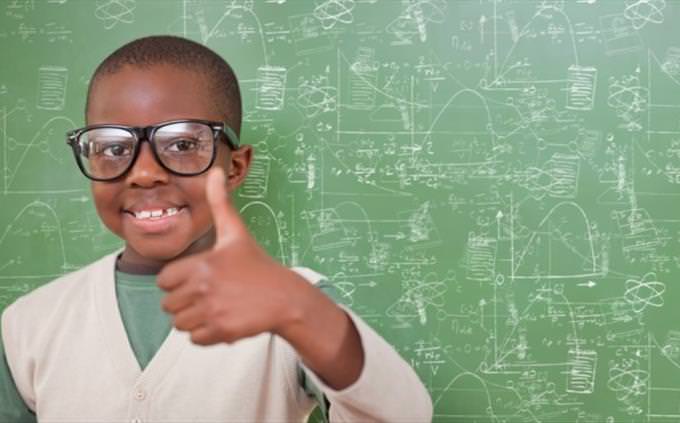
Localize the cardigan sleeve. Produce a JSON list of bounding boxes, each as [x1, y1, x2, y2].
[[289, 267, 432, 422], [299, 305, 433, 422]]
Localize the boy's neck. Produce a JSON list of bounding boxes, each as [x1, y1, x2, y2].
[[115, 257, 163, 275], [117, 232, 217, 275]]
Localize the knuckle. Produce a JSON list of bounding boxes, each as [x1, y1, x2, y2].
[[174, 316, 187, 330], [156, 275, 169, 290], [190, 332, 208, 345], [195, 279, 211, 296], [218, 321, 235, 338], [217, 319, 243, 343], [195, 261, 212, 279], [160, 298, 172, 313]]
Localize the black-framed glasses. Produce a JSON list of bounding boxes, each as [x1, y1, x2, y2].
[[66, 119, 240, 181]]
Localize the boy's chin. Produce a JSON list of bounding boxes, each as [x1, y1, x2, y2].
[[123, 234, 214, 267], [124, 240, 190, 266]]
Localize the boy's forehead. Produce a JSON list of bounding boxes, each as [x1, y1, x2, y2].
[[87, 65, 221, 125]]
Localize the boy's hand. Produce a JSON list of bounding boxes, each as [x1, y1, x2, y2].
[[157, 167, 313, 345], [157, 167, 364, 390]]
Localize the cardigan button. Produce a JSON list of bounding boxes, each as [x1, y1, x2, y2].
[[134, 389, 146, 401]]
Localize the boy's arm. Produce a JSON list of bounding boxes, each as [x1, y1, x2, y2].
[[157, 168, 432, 421], [278, 274, 433, 422]]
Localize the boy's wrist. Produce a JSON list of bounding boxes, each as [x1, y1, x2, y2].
[[272, 267, 320, 339]]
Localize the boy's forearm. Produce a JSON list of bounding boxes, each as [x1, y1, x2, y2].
[[276, 271, 364, 390]]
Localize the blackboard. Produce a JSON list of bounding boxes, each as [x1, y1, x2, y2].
[[2, 1, 680, 421]]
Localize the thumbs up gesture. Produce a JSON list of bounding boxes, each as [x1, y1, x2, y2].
[[157, 167, 313, 345], [157, 167, 364, 389]]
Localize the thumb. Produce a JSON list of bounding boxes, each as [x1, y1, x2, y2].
[[206, 167, 247, 247]]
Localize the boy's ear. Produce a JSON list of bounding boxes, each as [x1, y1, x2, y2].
[[226, 145, 253, 192]]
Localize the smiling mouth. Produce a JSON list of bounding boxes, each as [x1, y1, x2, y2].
[[123, 206, 187, 220]]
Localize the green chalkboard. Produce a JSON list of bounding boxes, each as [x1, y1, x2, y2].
[[3, 0, 680, 421]]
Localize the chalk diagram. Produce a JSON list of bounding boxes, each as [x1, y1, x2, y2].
[[94, 0, 136, 30]]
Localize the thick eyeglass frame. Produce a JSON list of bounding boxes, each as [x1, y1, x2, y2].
[[66, 119, 240, 182]]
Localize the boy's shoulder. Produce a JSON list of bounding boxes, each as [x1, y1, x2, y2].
[[289, 266, 327, 286], [3, 250, 119, 319]]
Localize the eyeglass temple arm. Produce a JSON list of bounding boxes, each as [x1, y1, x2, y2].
[[222, 125, 240, 149]]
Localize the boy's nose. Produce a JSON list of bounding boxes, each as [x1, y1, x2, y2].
[[125, 142, 169, 187]]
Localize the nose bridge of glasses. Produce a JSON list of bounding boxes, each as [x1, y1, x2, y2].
[[128, 129, 168, 179], [131, 125, 155, 143]]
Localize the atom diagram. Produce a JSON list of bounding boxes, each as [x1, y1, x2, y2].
[[313, 0, 355, 30], [607, 366, 648, 400], [95, 0, 136, 30], [297, 82, 337, 118], [624, 272, 665, 313], [624, 0, 666, 30]]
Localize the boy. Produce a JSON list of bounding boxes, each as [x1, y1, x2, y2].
[[0, 36, 432, 421]]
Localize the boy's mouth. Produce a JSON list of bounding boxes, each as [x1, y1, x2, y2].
[[122, 205, 188, 234], [124, 206, 185, 220], [123, 201, 187, 217]]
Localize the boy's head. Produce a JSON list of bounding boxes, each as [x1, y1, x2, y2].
[[86, 35, 241, 134], [82, 35, 252, 272]]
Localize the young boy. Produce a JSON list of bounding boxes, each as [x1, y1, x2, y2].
[[0, 36, 432, 421]]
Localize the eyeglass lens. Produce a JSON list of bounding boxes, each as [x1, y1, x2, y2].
[[75, 122, 215, 179]]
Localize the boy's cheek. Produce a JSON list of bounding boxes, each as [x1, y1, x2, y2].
[[98, 209, 125, 239], [90, 186, 125, 234]]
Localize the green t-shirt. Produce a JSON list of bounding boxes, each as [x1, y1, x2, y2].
[[0, 270, 333, 422], [114, 271, 173, 371]]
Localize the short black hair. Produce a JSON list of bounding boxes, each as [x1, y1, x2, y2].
[[86, 35, 242, 135]]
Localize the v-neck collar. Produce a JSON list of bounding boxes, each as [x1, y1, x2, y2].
[[93, 250, 189, 388]]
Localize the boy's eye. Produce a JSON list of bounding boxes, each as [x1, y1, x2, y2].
[[164, 138, 199, 153], [100, 143, 132, 157]]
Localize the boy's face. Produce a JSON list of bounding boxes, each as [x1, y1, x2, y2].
[[87, 64, 251, 271]]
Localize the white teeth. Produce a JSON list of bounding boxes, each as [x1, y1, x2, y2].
[[135, 210, 152, 219], [132, 207, 180, 220]]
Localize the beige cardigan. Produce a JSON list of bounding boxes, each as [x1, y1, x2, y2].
[[2, 251, 432, 422]]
